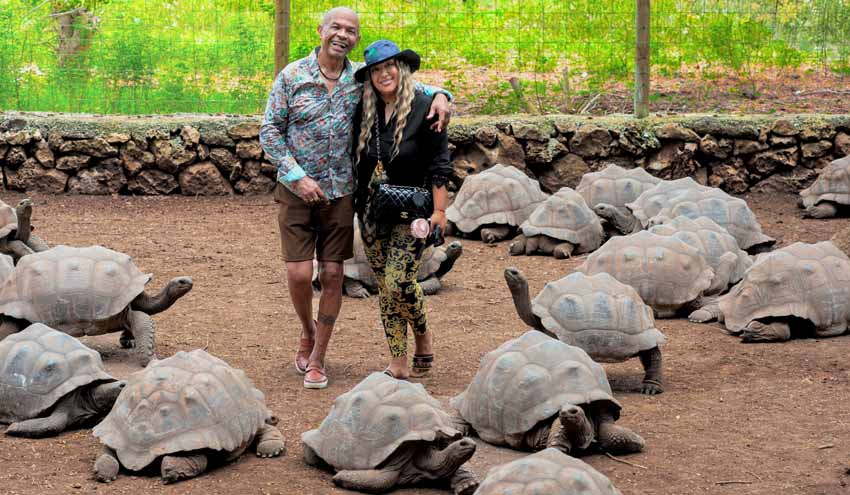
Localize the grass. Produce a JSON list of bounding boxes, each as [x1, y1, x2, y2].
[[1, 0, 849, 115]]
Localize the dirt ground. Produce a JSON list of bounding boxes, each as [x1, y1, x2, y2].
[[1, 190, 850, 495]]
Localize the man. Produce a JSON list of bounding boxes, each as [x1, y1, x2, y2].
[[260, 7, 451, 389]]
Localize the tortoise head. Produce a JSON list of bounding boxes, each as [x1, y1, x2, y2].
[[444, 241, 463, 261], [167, 276, 194, 300], [593, 203, 636, 234], [91, 380, 126, 413]]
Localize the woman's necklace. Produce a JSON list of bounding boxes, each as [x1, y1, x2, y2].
[[318, 63, 341, 81]]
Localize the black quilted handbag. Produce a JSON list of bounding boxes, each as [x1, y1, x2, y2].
[[371, 183, 433, 224]]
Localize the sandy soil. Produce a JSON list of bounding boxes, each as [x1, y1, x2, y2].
[[1, 190, 849, 495]]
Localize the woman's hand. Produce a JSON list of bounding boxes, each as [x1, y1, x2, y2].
[[430, 209, 447, 233]]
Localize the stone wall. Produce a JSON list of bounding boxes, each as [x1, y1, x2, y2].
[[1, 112, 849, 196]]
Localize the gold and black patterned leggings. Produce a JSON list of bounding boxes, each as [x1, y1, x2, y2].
[[364, 223, 428, 358]]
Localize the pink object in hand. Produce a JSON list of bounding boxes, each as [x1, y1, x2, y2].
[[410, 218, 431, 239]]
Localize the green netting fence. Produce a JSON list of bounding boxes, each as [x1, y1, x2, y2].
[[1, 0, 849, 115]]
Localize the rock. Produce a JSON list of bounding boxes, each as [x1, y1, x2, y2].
[[771, 119, 799, 136], [511, 121, 555, 142], [242, 160, 262, 178], [6, 146, 28, 167], [47, 131, 64, 150], [800, 123, 836, 142], [197, 144, 210, 161], [803, 155, 834, 170], [688, 117, 759, 139], [474, 125, 499, 147], [56, 155, 91, 172], [201, 131, 235, 147], [150, 138, 176, 173], [654, 123, 700, 141], [0, 144, 7, 161], [535, 153, 589, 193], [172, 144, 196, 169], [234, 175, 276, 195], [144, 128, 169, 141], [236, 140, 263, 160], [453, 133, 526, 173], [748, 148, 799, 176], [553, 120, 577, 136], [260, 161, 277, 178], [801, 140, 833, 159], [9, 159, 68, 193], [694, 167, 708, 185], [227, 122, 261, 139], [769, 135, 797, 147], [32, 140, 55, 168], [120, 140, 155, 176], [750, 168, 817, 194], [647, 142, 700, 179], [128, 170, 179, 195], [67, 159, 127, 195], [733, 139, 769, 156], [708, 161, 749, 194], [835, 133, 850, 156], [179, 162, 233, 196], [5, 130, 31, 146], [452, 159, 483, 185], [524, 138, 566, 165], [60, 130, 97, 140], [209, 147, 242, 180], [104, 133, 130, 145], [180, 125, 201, 146], [699, 134, 733, 159], [569, 126, 612, 158], [59, 137, 118, 158], [447, 124, 475, 145], [618, 126, 660, 157]]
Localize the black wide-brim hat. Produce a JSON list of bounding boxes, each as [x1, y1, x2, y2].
[[354, 39, 421, 83]]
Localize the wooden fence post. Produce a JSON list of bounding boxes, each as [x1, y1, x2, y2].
[[274, 0, 291, 78], [634, 0, 650, 118]]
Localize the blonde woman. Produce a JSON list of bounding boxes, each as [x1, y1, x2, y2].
[[352, 40, 452, 379]]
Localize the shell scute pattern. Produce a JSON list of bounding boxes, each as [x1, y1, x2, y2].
[[446, 164, 548, 233], [532, 272, 665, 362], [0, 201, 18, 239], [719, 241, 850, 334], [302, 372, 460, 471], [0, 246, 152, 330], [577, 164, 661, 210], [801, 155, 850, 208], [451, 331, 618, 445], [520, 188, 604, 252], [476, 448, 622, 495], [0, 323, 113, 423], [578, 231, 714, 314], [93, 350, 270, 471], [627, 177, 707, 225], [650, 216, 752, 294]]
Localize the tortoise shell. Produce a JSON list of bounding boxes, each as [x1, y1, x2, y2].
[[0, 200, 17, 239], [576, 164, 661, 210], [520, 187, 604, 253], [800, 154, 850, 208]]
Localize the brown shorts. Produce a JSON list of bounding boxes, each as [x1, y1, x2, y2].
[[274, 183, 354, 262]]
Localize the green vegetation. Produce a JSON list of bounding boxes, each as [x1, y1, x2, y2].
[[2, 0, 849, 115]]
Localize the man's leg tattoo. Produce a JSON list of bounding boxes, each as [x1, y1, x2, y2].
[[317, 312, 337, 327]]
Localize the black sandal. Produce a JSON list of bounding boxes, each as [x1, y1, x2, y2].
[[383, 368, 396, 378], [411, 354, 434, 377]]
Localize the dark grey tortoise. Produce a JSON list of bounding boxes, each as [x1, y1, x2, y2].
[[475, 448, 623, 495], [451, 331, 645, 456], [0, 245, 193, 366], [0, 323, 124, 438], [302, 372, 479, 494], [0, 198, 49, 262], [504, 267, 666, 395], [92, 349, 285, 484]]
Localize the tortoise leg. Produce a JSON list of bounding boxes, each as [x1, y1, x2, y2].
[[119, 329, 135, 349], [479, 226, 511, 244], [449, 464, 479, 495], [508, 234, 527, 256], [740, 321, 791, 342], [596, 413, 645, 455], [344, 279, 371, 298], [447, 410, 472, 437], [551, 242, 574, 260], [524, 236, 541, 255], [93, 447, 121, 483], [333, 469, 400, 492], [419, 277, 441, 295], [302, 442, 322, 466], [638, 347, 664, 395], [6, 410, 70, 438], [4, 239, 34, 261], [803, 202, 838, 219], [545, 416, 572, 454], [128, 310, 156, 367], [688, 301, 723, 323], [255, 423, 286, 458], [161, 453, 209, 484]]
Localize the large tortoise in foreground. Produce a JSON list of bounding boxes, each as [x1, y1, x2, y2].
[[451, 331, 645, 456], [446, 164, 548, 243], [505, 268, 666, 394], [302, 372, 479, 494], [93, 349, 285, 484], [476, 448, 622, 495], [0, 323, 124, 438], [0, 245, 193, 366], [690, 241, 850, 342]]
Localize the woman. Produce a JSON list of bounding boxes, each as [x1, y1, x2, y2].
[[352, 39, 452, 379]]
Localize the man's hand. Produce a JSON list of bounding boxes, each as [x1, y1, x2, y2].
[[292, 176, 327, 205], [427, 93, 452, 133]]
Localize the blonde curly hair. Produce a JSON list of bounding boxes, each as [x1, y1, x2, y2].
[[355, 61, 415, 165]]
